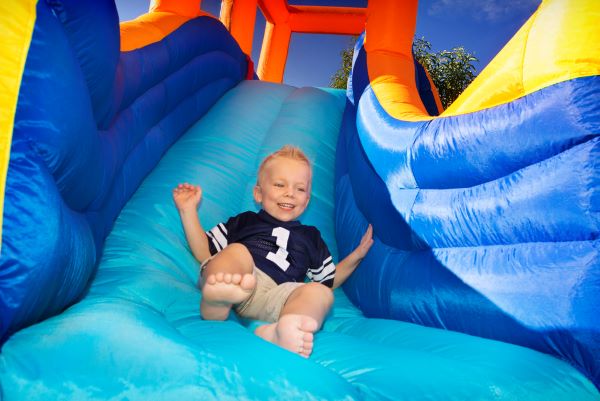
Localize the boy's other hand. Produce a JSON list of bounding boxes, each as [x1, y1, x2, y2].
[[333, 224, 374, 289], [173, 183, 202, 212], [354, 224, 374, 260]]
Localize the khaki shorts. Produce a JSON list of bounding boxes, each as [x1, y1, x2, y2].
[[201, 258, 303, 322]]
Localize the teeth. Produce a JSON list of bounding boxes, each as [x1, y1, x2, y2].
[[278, 203, 294, 208]]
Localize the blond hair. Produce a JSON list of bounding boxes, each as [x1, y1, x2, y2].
[[257, 145, 312, 185]]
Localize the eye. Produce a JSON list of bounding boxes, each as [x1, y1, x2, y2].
[[274, 183, 284, 188], [297, 187, 306, 192]]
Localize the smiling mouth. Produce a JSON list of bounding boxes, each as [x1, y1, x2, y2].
[[278, 203, 295, 210]]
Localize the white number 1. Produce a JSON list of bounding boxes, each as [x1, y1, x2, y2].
[[266, 227, 290, 271]]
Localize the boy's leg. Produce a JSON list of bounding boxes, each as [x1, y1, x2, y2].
[[200, 243, 256, 321], [255, 283, 333, 357]]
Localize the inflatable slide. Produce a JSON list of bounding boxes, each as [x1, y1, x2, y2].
[[0, 0, 598, 400]]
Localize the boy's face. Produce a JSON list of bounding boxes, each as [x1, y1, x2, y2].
[[253, 157, 311, 222]]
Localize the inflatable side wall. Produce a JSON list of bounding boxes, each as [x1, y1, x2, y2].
[[336, 0, 600, 387], [0, 0, 248, 343]]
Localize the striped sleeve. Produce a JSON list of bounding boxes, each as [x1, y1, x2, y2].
[[306, 230, 335, 287], [206, 222, 229, 254], [206, 211, 253, 255]]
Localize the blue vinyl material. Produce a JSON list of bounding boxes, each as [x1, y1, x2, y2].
[[48, 0, 121, 127], [337, 37, 600, 388], [1, 80, 597, 400], [0, 0, 248, 344], [1, 1, 599, 399]]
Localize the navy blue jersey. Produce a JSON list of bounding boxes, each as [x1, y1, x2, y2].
[[206, 210, 335, 287]]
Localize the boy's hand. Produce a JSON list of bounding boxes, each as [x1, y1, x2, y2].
[[332, 224, 374, 289], [173, 183, 202, 212], [353, 224, 374, 260]]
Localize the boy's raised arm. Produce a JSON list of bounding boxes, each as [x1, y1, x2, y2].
[[332, 224, 373, 289], [173, 183, 211, 263]]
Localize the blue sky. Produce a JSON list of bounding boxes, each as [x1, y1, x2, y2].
[[116, 0, 541, 87]]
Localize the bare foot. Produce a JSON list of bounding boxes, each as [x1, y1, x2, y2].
[[255, 314, 318, 358], [201, 272, 255, 320]]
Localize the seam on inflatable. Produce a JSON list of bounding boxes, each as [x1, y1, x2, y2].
[[518, 7, 535, 103], [429, 238, 599, 251], [92, 77, 238, 218], [250, 85, 296, 180], [116, 25, 244, 115]]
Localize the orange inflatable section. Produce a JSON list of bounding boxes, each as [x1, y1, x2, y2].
[[221, 0, 258, 56], [120, 0, 367, 84], [120, 0, 211, 52], [365, 0, 431, 121], [255, 0, 366, 83], [149, 0, 203, 17]]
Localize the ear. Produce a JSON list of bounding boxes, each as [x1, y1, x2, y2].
[[303, 193, 311, 208], [253, 185, 262, 203]]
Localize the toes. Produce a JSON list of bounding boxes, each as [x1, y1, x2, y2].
[[205, 274, 217, 285], [302, 332, 314, 343], [240, 273, 256, 291], [299, 317, 318, 333], [299, 346, 312, 358], [299, 338, 314, 358], [231, 273, 242, 284], [205, 271, 254, 292]]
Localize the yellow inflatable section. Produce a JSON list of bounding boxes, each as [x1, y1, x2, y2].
[[0, 0, 36, 248], [445, 0, 600, 116], [366, 0, 600, 121]]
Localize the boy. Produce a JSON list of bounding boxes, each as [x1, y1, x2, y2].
[[173, 145, 373, 357]]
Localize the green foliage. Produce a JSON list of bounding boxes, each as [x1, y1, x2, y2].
[[330, 36, 478, 109], [413, 37, 478, 108], [329, 37, 357, 90]]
